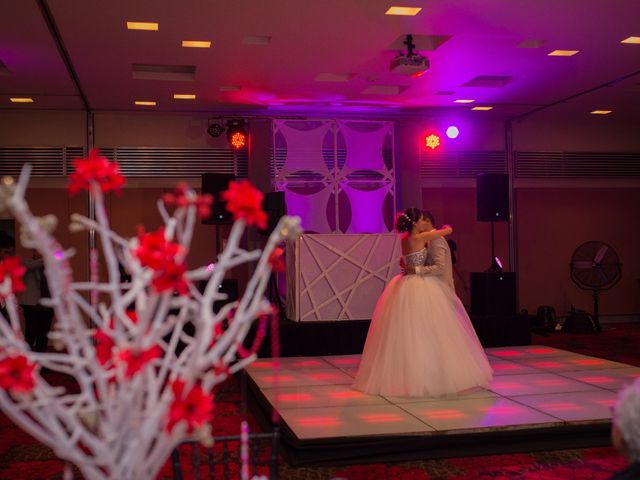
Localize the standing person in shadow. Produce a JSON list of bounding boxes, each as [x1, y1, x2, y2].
[[20, 250, 55, 353], [610, 378, 640, 479], [0, 232, 17, 320]]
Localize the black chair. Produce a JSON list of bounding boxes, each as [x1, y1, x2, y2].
[[171, 428, 279, 480]]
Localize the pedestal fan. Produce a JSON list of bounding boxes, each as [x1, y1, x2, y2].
[[570, 241, 622, 332]]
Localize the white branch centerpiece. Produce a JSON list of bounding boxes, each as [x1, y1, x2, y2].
[[0, 150, 298, 480]]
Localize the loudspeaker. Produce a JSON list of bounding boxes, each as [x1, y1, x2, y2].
[[470, 272, 516, 316], [259, 191, 286, 236], [201, 173, 235, 224], [476, 173, 509, 221]]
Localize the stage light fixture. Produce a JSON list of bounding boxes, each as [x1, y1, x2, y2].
[[226, 119, 247, 149], [207, 119, 225, 138], [446, 126, 460, 139], [424, 133, 440, 150]]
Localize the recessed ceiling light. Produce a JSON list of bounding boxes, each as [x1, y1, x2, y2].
[[10, 97, 34, 103], [135, 101, 157, 106], [472, 106, 493, 111], [126, 22, 158, 31], [590, 110, 612, 115], [173, 94, 196, 100], [385, 6, 422, 16], [454, 99, 475, 103], [548, 50, 579, 56], [621, 36, 640, 44], [181, 40, 211, 48]]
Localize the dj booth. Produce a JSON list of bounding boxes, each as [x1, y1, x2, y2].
[[285, 233, 401, 322]]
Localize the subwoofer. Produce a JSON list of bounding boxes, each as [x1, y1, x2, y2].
[[470, 272, 516, 316]]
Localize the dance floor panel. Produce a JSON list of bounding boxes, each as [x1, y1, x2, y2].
[[246, 346, 635, 465]]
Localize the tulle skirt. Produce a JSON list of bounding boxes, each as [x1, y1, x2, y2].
[[353, 274, 493, 397]]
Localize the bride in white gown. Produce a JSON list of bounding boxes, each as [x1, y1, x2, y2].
[[353, 208, 493, 397]]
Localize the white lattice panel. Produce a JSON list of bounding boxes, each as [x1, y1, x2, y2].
[[272, 119, 395, 233], [286, 233, 401, 322]]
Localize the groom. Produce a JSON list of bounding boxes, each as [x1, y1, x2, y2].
[[404, 210, 455, 291]]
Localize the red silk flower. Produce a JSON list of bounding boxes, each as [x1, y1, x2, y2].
[[0, 256, 26, 298], [94, 329, 115, 367], [116, 345, 163, 379], [163, 182, 213, 219], [151, 260, 189, 295], [134, 228, 190, 295], [268, 247, 285, 273], [221, 180, 268, 229], [166, 379, 214, 433], [0, 354, 37, 394], [68, 149, 125, 195], [134, 228, 182, 270]]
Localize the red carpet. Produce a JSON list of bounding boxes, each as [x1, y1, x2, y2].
[[1, 322, 638, 479]]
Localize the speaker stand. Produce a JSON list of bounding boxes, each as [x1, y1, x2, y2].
[[215, 224, 222, 256], [490, 220, 496, 268], [268, 272, 286, 321]]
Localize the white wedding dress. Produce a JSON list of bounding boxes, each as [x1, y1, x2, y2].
[[353, 248, 493, 397]]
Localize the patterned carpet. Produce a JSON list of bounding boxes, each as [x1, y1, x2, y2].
[[1, 322, 638, 479]]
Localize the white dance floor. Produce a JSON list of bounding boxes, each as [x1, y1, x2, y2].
[[245, 346, 640, 441]]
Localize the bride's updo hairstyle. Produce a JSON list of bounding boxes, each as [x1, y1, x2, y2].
[[396, 207, 422, 233]]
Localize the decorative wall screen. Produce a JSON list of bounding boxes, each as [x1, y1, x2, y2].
[[286, 233, 401, 321], [272, 119, 395, 233]]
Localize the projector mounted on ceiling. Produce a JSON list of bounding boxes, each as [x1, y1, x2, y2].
[[390, 34, 429, 77]]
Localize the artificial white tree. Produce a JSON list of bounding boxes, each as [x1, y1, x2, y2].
[[0, 151, 297, 480]]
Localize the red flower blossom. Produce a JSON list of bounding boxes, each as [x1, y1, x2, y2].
[[166, 379, 214, 433], [221, 180, 267, 229], [116, 345, 163, 379], [0, 354, 37, 394], [134, 228, 183, 270], [0, 256, 26, 298], [68, 149, 125, 195], [94, 329, 115, 367], [212, 361, 230, 376], [133, 228, 190, 295], [151, 261, 189, 295], [163, 182, 213, 219], [125, 310, 138, 325], [268, 247, 285, 273]]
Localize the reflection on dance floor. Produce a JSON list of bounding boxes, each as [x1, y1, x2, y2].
[[246, 346, 640, 440]]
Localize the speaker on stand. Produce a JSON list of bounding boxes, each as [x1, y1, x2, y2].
[[201, 173, 235, 255], [472, 174, 521, 345], [260, 191, 287, 320], [476, 173, 509, 269]]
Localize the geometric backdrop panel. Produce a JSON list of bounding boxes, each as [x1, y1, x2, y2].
[[275, 121, 333, 178], [338, 120, 392, 174], [341, 183, 391, 234], [284, 187, 333, 234], [272, 119, 395, 234]]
